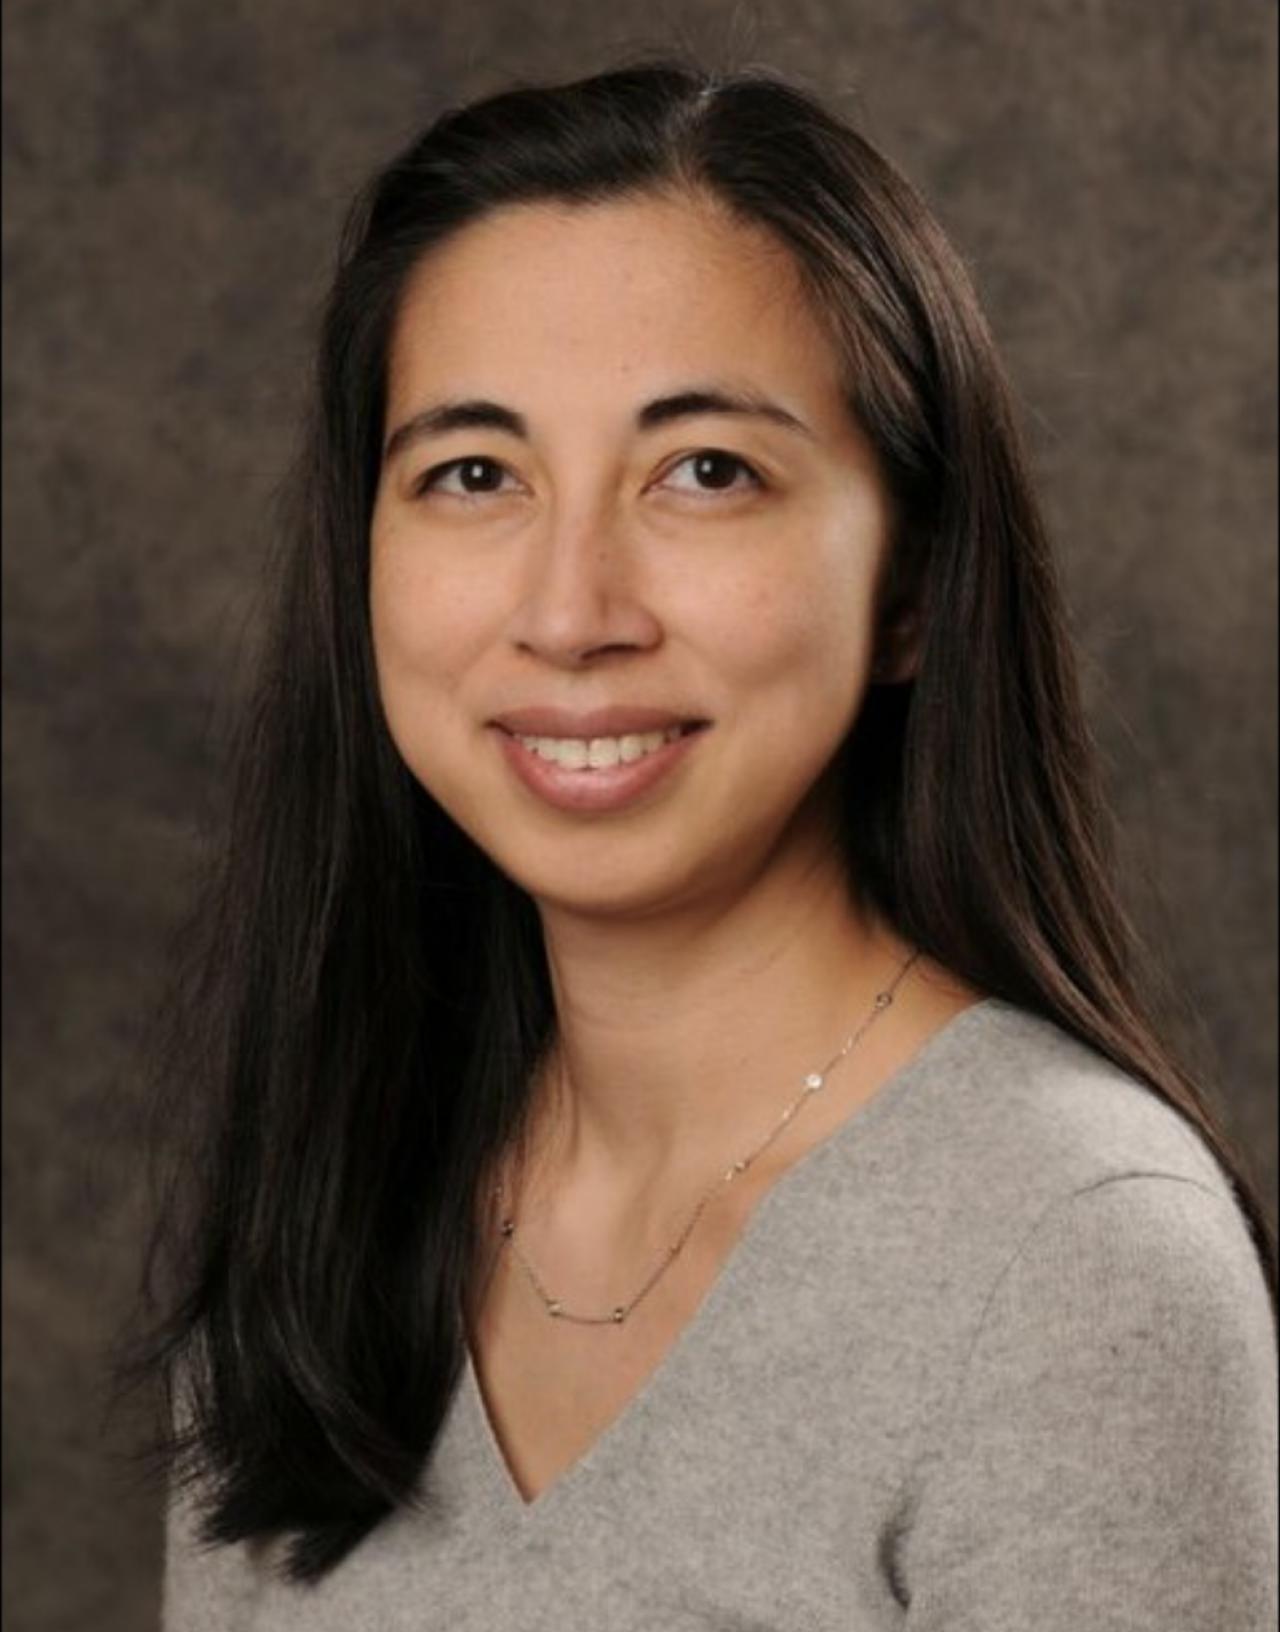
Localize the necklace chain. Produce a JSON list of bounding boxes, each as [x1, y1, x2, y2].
[[497, 948, 921, 1328]]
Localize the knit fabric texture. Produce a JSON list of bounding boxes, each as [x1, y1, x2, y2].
[[163, 1001, 1279, 1629]]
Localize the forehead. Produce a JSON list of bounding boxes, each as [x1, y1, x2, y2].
[[384, 193, 846, 415]]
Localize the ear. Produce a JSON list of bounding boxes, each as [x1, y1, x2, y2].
[[871, 602, 922, 684], [871, 528, 927, 684]]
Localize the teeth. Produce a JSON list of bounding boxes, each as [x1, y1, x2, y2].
[[516, 727, 684, 771]]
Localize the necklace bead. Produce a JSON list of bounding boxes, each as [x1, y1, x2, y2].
[[498, 949, 920, 1329]]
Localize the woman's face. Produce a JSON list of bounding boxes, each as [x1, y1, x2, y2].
[[370, 192, 897, 920]]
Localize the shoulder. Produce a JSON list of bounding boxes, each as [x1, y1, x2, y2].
[[162, 1480, 263, 1632], [895, 1171, 1279, 1623], [792, 999, 1269, 1350], [883, 1001, 1277, 1439], [969, 1165, 1276, 1373], [876, 1008, 1279, 1620], [873, 997, 1241, 1212]]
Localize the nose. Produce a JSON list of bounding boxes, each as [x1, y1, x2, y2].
[[508, 503, 663, 668]]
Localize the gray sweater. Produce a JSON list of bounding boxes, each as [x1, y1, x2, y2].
[[163, 1002, 1279, 1629]]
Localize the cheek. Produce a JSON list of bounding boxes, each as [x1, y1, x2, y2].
[[369, 545, 494, 738], [705, 550, 879, 724]]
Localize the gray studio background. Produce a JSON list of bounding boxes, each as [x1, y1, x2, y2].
[[3, 2, 1276, 1628]]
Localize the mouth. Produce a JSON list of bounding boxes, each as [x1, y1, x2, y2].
[[504, 722, 705, 773], [490, 708, 710, 772], [488, 712, 710, 811]]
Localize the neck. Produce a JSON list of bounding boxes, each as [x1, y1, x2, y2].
[[523, 842, 910, 1193]]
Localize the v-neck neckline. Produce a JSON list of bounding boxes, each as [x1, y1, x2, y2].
[[460, 998, 997, 1521]]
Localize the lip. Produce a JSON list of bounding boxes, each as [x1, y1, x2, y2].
[[491, 706, 706, 739], [489, 711, 710, 815]]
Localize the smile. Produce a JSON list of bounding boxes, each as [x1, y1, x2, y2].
[[513, 727, 684, 772], [492, 720, 708, 814]]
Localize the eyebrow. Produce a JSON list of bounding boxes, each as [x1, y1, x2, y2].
[[636, 388, 812, 438], [382, 385, 812, 464], [383, 400, 527, 463]]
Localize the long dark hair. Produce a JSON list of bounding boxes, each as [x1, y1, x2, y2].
[[127, 60, 1277, 1582]]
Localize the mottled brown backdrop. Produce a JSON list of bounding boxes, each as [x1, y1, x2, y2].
[[3, 2, 1276, 1627]]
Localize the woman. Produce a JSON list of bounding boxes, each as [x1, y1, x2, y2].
[[141, 62, 1277, 1628]]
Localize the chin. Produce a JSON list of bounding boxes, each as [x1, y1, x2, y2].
[[492, 843, 718, 926], [501, 829, 798, 929]]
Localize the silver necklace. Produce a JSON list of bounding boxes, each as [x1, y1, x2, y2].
[[497, 948, 921, 1328]]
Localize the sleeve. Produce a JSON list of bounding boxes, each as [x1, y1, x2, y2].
[[161, 1481, 260, 1632], [901, 1175, 1279, 1631]]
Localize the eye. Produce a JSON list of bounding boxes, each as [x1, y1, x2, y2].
[[658, 451, 764, 495], [414, 457, 520, 498]]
